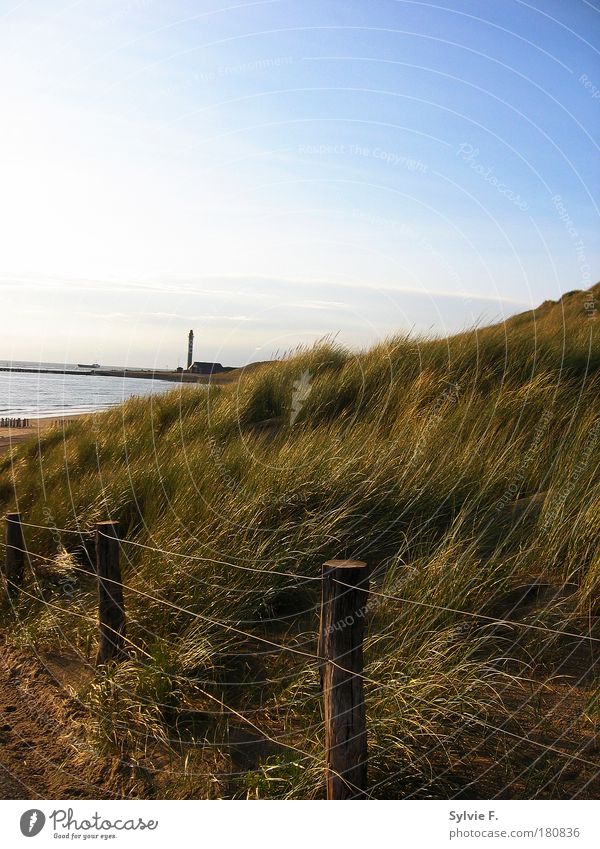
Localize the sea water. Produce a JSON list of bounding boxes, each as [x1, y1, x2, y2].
[[0, 361, 181, 418]]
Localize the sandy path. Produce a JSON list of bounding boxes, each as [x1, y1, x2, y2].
[[0, 642, 134, 800]]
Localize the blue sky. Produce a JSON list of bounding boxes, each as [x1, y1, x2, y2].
[[0, 0, 598, 367]]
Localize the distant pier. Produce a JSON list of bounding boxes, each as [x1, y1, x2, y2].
[[0, 366, 236, 384], [0, 366, 89, 376]]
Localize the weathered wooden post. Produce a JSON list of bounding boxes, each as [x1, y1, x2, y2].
[[95, 521, 126, 665], [4, 513, 25, 600], [319, 559, 370, 799]]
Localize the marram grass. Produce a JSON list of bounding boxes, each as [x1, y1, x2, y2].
[[1, 285, 599, 798]]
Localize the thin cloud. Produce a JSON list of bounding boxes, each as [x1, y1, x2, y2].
[[0, 271, 529, 307]]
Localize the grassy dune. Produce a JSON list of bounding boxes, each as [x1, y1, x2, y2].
[[1, 285, 599, 798]]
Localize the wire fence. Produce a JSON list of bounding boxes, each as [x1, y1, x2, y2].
[[1, 512, 598, 799]]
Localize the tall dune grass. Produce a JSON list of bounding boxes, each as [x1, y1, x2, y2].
[[0, 286, 598, 797]]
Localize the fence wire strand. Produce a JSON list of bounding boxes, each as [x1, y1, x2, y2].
[[1, 521, 598, 795]]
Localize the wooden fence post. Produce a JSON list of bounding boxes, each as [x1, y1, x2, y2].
[[4, 513, 25, 600], [95, 521, 126, 665], [319, 558, 370, 799]]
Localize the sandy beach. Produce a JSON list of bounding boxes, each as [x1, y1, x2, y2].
[[0, 414, 86, 455]]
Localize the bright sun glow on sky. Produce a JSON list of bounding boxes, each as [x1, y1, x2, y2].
[[0, 0, 598, 367]]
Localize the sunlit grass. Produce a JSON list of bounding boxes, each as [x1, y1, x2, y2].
[[0, 285, 598, 797]]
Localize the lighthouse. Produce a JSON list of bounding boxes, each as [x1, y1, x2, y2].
[[187, 329, 194, 369]]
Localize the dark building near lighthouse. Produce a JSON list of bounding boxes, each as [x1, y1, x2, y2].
[[185, 329, 233, 375], [188, 361, 226, 375]]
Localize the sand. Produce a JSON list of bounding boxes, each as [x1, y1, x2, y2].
[[0, 414, 86, 455]]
